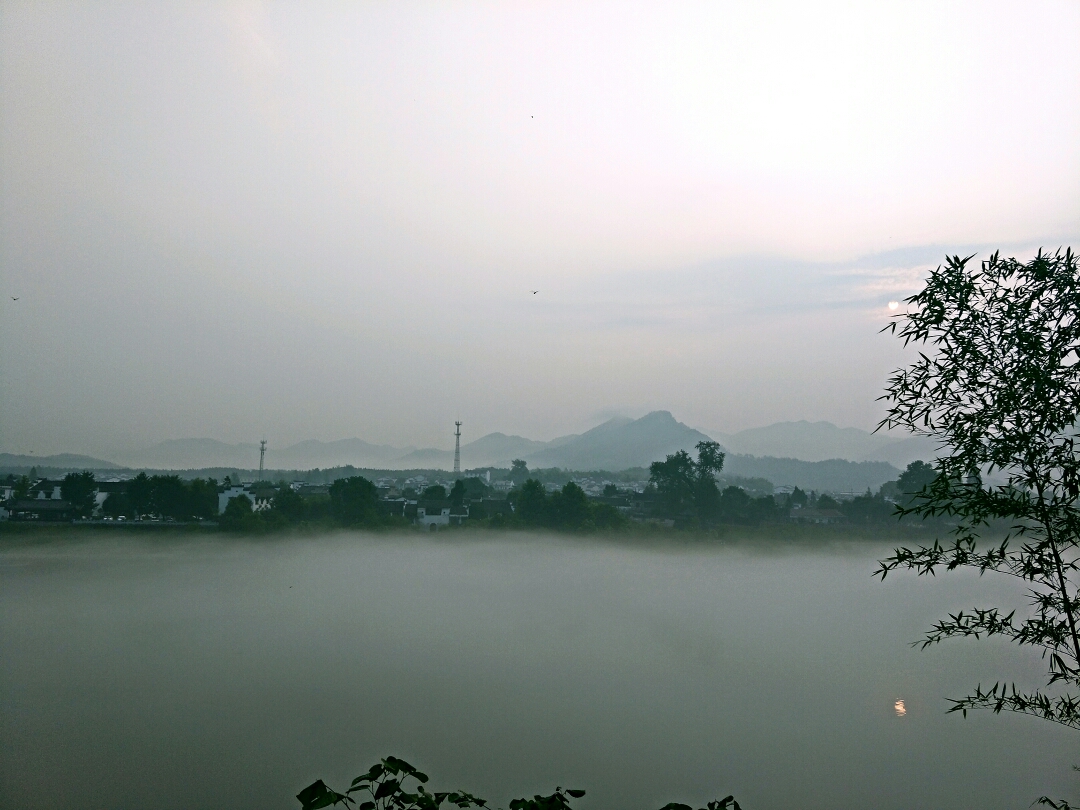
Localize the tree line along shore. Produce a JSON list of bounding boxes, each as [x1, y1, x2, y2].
[[1, 444, 942, 536]]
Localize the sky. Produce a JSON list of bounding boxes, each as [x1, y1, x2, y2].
[[1, 1, 1078, 457]]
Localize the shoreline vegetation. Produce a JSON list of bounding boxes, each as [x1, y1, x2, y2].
[[1, 446, 952, 543], [0, 518, 947, 547]]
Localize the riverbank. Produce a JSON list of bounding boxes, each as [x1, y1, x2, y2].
[[0, 517, 943, 548]]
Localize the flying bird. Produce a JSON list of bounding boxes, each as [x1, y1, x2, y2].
[[11, 297, 18, 301], [530, 290, 538, 294]]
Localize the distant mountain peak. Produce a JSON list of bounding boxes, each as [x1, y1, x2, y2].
[[525, 411, 712, 471], [58, 410, 938, 475], [638, 410, 677, 423]]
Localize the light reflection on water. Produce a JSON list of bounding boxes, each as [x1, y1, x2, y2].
[[0, 532, 1072, 809]]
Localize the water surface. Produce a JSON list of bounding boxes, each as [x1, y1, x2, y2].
[[0, 532, 1071, 809]]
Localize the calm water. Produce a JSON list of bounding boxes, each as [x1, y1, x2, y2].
[[0, 532, 1073, 809]]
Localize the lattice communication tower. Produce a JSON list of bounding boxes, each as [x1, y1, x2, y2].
[[453, 422, 462, 476]]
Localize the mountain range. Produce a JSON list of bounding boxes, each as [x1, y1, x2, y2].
[[111, 411, 712, 471], [0, 453, 122, 470], [117, 437, 413, 471], [109, 414, 937, 472], [3, 413, 942, 492], [713, 420, 941, 469]]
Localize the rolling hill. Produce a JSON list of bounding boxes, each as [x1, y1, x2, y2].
[[0, 453, 121, 471], [714, 420, 940, 467], [13, 412, 932, 493], [525, 411, 712, 471]]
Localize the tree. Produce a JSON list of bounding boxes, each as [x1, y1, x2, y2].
[[839, 488, 894, 524], [449, 480, 467, 510], [12, 475, 31, 501], [816, 494, 840, 511], [101, 492, 132, 518], [510, 479, 623, 532], [649, 441, 726, 523], [717, 486, 752, 523], [516, 479, 549, 526], [422, 484, 447, 501], [273, 486, 308, 523], [649, 450, 696, 517], [61, 471, 96, 517], [128, 472, 152, 517], [220, 493, 256, 530], [187, 478, 218, 520], [897, 461, 938, 509], [509, 459, 529, 486], [329, 476, 380, 526], [876, 249, 1080, 804], [460, 477, 489, 499], [550, 481, 590, 530], [149, 475, 190, 519]]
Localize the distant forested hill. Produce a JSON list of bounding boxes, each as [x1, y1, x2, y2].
[[713, 420, 940, 467], [526, 411, 710, 471], [0, 453, 120, 472], [723, 454, 901, 492]]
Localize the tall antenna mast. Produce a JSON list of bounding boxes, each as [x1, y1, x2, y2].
[[259, 439, 267, 481], [453, 422, 462, 477]]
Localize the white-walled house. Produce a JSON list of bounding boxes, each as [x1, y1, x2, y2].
[[93, 481, 128, 515], [415, 503, 451, 530], [218, 484, 274, 514], [218, 485, 249, 514]]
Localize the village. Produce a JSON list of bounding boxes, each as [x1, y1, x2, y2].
[[0, 462, 894, 529]]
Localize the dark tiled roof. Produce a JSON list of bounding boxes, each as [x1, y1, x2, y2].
[[9, 499, 72, 512]]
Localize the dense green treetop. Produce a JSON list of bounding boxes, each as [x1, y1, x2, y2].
[[60, 471, 96, 516]]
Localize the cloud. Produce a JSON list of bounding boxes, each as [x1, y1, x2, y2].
[[1, 2, 1078, 452]]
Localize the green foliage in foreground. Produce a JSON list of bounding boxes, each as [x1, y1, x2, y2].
[[298, 756, 740, 810]]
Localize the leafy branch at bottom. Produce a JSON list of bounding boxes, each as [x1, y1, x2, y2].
[[297, 756, 741, 810]]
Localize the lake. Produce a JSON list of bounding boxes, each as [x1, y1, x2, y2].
[[0, 532, 1072, 809]]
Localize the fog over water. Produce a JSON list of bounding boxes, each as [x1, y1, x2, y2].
[[0, 532, 1070, 809]]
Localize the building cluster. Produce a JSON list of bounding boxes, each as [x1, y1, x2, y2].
[[0, 478, 129, 522], [0, 473, 645, 527], [0, 472, 889, 527]]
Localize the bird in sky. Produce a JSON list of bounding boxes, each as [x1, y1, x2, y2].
[[11, 297, 18, 301], [530, 290, 538, 294]]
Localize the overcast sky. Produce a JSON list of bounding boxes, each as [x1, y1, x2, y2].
[[2, 1, 1078, 456]]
